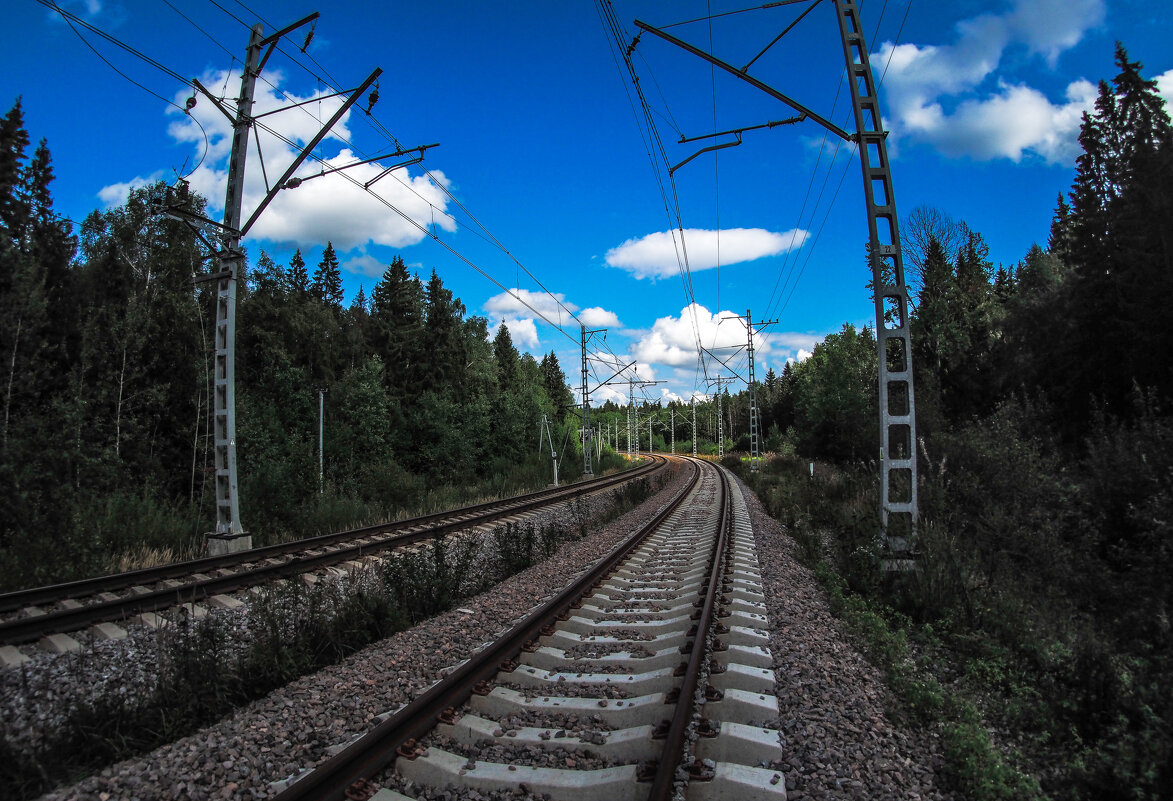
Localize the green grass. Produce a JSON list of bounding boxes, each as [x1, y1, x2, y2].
[[738, 456, 1045, 801]]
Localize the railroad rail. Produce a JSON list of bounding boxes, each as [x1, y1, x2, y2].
[[274, 458, 787, 801], [0, 456, 668, 651]]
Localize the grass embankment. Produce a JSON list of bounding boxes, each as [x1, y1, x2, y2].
[[0, 451, 632, 594], [732, 454, 1047, 801]]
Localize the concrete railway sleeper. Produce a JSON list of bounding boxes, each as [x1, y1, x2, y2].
[[0, 457, 668, 663], [274, 458, 787, 801]]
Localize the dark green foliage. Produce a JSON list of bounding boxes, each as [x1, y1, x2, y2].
[[311, 241, 344, 308], [287, 248, 309, 295], [788, 323, 877, 460], [718, 45, 1173, 801], [0, 101, 585, 588]]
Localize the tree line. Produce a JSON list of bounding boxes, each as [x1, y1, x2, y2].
[[727, 45, 1172, 799], [0, 98, 586, 590]]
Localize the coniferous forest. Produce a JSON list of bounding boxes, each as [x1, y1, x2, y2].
[[0, 94, 596, 592], [0, 44, 1171, 801]]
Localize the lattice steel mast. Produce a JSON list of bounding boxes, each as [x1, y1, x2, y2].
[[834, 0, 918, 554], [169, 12, 383, 554], [634, 0, 919, 556]]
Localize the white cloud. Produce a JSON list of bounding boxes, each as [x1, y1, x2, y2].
[[485, 289, 575, 325], [765, 331, 824, 357], [590, 385, 627, 405], [628, 303, 825, 375], [580, 307, 621, 328], [98, 173, 162, 208], [101, 69, 454, 252], [1157, 69, 1173, 109], [483, 291, 621, 332], [341, 254, 385, 278], [1007, 0, 1104, 65], [629, 304, 757, 368], [914, 79, 1097, 163], [875, 0, 1104, 164], [489, 318, 539, 349], [605, 228, 808, 280]]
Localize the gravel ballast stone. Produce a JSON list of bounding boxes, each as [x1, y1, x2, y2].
[[11, 461, 953, 800], [732, 473, 949, 801]]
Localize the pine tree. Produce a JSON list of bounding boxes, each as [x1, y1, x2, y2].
[[911, 235, 954, 378], [1047, 193, 1074, 265], [539, 351, 573, 411], [0, 99, 29, 252], [370, 255, 424, 393], [493, 322, 519, 388], [287, 248, 309, 295], [312, 242, 343, 308], [422, 269, 466, 394], [1063, 43, 1173, 416]]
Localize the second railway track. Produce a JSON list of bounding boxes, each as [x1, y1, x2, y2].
[[275, 457, 787, 801], [0, 457, 668, 654]]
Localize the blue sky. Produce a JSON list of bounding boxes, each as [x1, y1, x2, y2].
[[4, 0, 1171, 406]]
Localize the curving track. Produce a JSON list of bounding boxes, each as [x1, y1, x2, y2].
[[274, 457, 787, 801]]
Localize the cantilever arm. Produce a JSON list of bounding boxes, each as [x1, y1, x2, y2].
[[633, 19, 851, 142]]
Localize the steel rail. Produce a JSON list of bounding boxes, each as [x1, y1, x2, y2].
[[0, 457, 666, 615], [273, 458, 707, 801], [0, 458, 669, 644], [648, 463, 732, 800]]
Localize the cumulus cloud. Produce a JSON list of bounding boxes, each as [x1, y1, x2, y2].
[[1007, 0, 1105, 64], [624, 304, 763, 369], [626, 304, 826, 376], [489, 318, 539, 349], [591, 385, 627, 405], [875, 0, 1104, 164], [580, 307, 621, 328], [605, 228, 809, 280], [484, 290, 621, 332], [100, 69, 454, 251], [485, 289, 575, 325]]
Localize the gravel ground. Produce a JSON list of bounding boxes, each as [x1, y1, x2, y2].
[[21, 463, 687, 801], [13, 461, 953, 801], [732, 472, 950, 801]]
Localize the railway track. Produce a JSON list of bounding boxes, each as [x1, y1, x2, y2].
[[0, 457, 667, 658], [274, 457, 786, 801]]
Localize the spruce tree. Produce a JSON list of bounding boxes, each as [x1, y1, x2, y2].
[[1064, 43, 1173, 416], [0, 99, 29, 251], [422, 269, 466, 394], [493, 322, 519, 388], [370, 255, 423, 393], [312, 242, 344, 308], [287, 248, 309, 295]]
